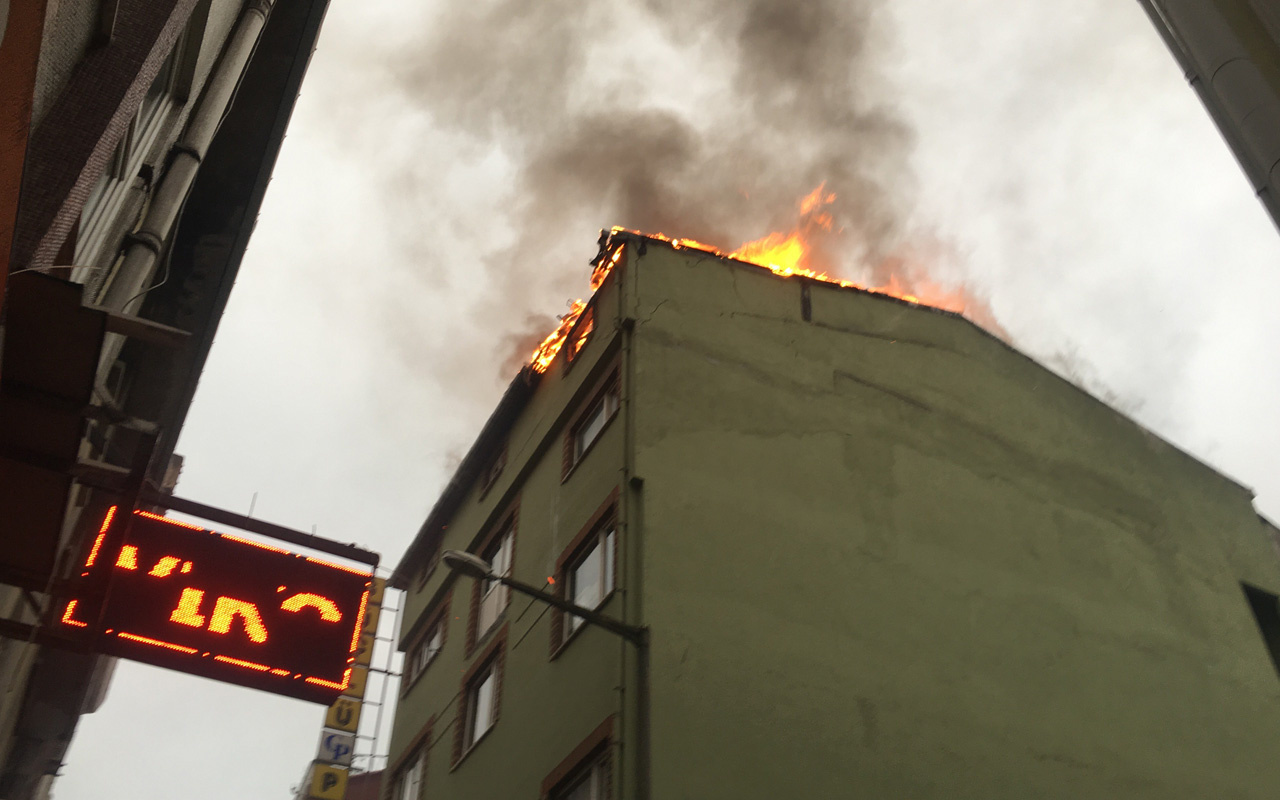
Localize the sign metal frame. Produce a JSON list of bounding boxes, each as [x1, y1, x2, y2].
[[56, 505, 376, 704]]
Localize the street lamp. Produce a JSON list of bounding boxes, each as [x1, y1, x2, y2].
[[440, 549, 649, 799]]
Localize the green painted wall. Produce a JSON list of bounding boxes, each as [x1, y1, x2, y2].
[[628, 240, 1280, 798], [390, 234, 1280, 798], [388, 269, 634, 799]]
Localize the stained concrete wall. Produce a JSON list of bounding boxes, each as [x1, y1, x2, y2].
[[628, 239, 1280, 798]]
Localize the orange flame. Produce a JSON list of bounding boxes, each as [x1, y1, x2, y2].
[[529, 299, 588, 373], [527, 186, 997, 373], [528, 244, 627, 372]]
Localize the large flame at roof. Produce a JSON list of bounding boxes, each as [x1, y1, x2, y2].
[[529, 186, 999, 372]]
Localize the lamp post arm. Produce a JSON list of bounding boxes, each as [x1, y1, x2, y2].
[[497, 574, 646, 646]]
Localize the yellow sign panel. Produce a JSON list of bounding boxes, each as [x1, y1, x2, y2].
[[353, 632, 375, 666], [369, 577, 386, 606], [360, 603, 380, 636], [308, 763, 348, 800], [324, 696, 361, 733], [341, 665, 369, 699]]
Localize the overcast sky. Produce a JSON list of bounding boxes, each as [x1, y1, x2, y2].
[[55, 1, 1280, 797]]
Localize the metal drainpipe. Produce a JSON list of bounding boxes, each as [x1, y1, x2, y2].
[[1135, 0, 1280, 229], [96, 0, 275, 374], [618, 235, 650, 800]]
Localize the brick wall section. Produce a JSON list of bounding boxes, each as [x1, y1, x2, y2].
[[465, 573, 480, 658], [11, 0, 200, 271]]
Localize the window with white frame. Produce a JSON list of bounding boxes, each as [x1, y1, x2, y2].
[[409, 619, 443, 682], [464, 658, 498, 749], [567, 527, 616, 636], [553, 750, 610, 800], [477, 528, 513, 638], [572, 381, 619, 463], [394, 748, 425, 800]]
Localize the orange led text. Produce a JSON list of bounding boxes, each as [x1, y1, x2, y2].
[[281, 593, 342, 622]]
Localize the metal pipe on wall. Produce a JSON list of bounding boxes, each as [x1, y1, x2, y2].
[[1137, 0, 1280, 232], [96, 0, 275, 373]]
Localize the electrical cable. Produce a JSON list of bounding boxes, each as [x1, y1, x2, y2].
[[386, 577, 556, 776]]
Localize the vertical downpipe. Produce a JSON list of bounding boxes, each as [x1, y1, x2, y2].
[[618, 235, 649, 800]]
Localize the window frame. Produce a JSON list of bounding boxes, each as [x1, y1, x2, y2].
[[552, 753, 609, 800], [76, 30, 190, 278], [563, 303, 596, 373], [540, 715, 615, 800], [389, 718, 432, 800], [402, 592, 450, 695], [452, 625, 508, 768], [551, 489, 620, 657], [562, 365, 621, 482], [467, 500, 520, 656], [475, 526, 513, 640], [565, 527, 616, 637], [477, 442, 506, 501], [465, 660, 498, 745], [416, 545, 440, 591], [392, 746, 426, 800], [1243, 582, 1280, 679]]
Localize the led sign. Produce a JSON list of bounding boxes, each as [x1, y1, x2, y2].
[[60, 507, 372, 704]]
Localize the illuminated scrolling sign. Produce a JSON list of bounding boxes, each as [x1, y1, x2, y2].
[[60, 507, 372, 704]]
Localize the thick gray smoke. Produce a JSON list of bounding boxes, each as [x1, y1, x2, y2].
[[389, 0, 917, 372]]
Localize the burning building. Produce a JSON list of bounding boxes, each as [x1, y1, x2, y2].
[[386, 228, 1280, 798]]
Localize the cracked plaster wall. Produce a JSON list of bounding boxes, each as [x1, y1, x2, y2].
[[629, 242, 1280, 798]]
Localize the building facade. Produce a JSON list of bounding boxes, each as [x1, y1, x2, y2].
[[0, 1, 331, 796], [387, 230, 1280, 798]]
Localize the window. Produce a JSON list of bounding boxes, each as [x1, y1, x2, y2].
[[573, 382, 619, 463], [453, 630, 507, 766], [566, 528, 616, 635], [1243, 582, 1280, 678], [394, 748, 425, 800], [552, 752, 610, 800], [409, 619, 444, 682], [478, 445, 506, 500], [566, 306, 595, 366], [562, 366, 622, 480], [76, 44, 183, 278], [464, 658, 498, 749], [552, 491, 620, 656], [82, 139, 128, 225], [416, 548, 439, 590], [139, 49, 177, 130], [477, 528, 513, 638]]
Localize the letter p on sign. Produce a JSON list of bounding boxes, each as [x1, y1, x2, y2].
[[307, 763, 348, 800]]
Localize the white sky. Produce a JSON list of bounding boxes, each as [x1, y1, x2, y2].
[[54, 1, 1280, 797]]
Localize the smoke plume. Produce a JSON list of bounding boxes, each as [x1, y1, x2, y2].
[[387, 0, 929, 374]]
